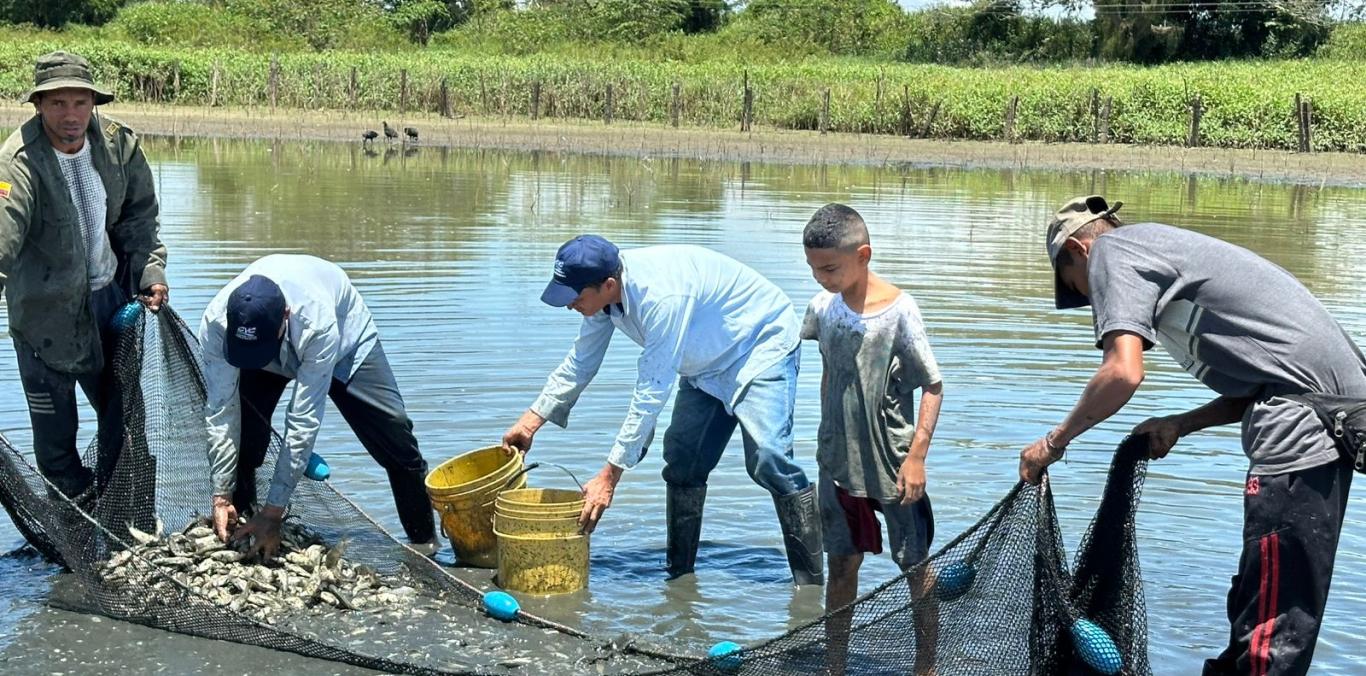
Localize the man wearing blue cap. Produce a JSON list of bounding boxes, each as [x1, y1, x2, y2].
[[199, 254, 437, 558], [502, 235, 824, 585]]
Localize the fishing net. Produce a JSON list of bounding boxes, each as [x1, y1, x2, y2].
[[653, 436, 1152, 676], [0, 302, 1153, 675], [0, 305, 681, 675]]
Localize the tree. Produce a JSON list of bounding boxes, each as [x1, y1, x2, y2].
[[0, 0, 127, 27]]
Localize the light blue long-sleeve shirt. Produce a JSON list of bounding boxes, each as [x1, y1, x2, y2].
[[530, 245, 799, 469], [200, 254, 378, 506]]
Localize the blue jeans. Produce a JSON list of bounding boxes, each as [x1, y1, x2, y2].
[[661, 347, 810, 497]]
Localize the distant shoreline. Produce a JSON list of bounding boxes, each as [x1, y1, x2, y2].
[[4, 103, 1366, 187]]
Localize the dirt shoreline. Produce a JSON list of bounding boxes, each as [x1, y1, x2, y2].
[[4, 103, 1365, 186]]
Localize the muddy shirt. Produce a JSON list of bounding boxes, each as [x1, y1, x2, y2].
[[1088, 222, 1366, 475], [802, 291, 942, 501]]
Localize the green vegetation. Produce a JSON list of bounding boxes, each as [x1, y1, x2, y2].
[[2, 35, 1363, 152], [1, 1, 1364, 152]]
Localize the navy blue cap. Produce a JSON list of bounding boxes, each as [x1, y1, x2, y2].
[[540, 235, 621, 307], [225, 275, 287, 370]]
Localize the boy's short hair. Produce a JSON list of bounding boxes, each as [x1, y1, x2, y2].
[[803, 203, 870, 251]]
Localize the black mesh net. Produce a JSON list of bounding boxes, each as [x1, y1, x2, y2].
[[651, 436, 1153, 676], [0, 305, 682, 675], [0, 303, 1152, 675]]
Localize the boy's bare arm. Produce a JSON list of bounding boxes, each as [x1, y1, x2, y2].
[[898, 380, 943, 504]]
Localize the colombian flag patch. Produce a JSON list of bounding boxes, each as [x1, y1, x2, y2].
[[0, 181, 10, 199]]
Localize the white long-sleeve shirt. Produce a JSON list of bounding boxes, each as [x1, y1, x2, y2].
[[530, 245, 799, 469], [200, 255, 377, 506]]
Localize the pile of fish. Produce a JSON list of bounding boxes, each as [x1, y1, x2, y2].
[[96, 517, 418, 623]]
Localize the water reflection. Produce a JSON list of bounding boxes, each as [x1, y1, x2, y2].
[[0, 135, 1364, 673]]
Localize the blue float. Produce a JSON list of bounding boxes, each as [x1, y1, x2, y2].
[[483, 591, 520, 621], [707, 641, 743, 671], [936, 560, 977, 601], [1070, 618, 1123, 675], [304, 452, 331, 481], [112, 302, 142, 333]]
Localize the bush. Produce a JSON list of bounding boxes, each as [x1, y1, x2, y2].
[[433, 1, 702, 54], [717, 0, 911, 59], [903, 4, 1092, 65], [106, 1, 301, 50], [1319, 22, 1366, 59]]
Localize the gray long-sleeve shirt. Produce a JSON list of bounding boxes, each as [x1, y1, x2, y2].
[[200, 255, 377, 506]]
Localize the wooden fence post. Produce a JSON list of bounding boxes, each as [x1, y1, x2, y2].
[[210, 62, 220, 108], [531, 81, 542, 120], [440, 78, 452, 118], [1099, 97, 1112, 144], [1090, 88, 1100, 143], [399, 69, 409, 115], [1187, 94, 1203, 148], [1296, 93, 1314, 153], [605, 84, 614, 125], [171, 61, 181, 101], [820, 88, 830, 135], [741, 71, 753, 132], [479, 74, 488, 115], [900, 84, 912, 138], [268, 55, 279, 111], [924, 100, 941, 138], [349, 66, 358, 109], [670, 82, 681, 128], [1004, 95, 1020, 143]]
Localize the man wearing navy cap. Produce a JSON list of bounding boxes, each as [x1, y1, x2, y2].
[[502, 236, 824, 586], [199, 254, 437, 559]]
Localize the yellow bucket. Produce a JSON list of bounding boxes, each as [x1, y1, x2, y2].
[[493, 482, 589, 594], [495, 528, 589, 595], [426, 447, 526, 568]]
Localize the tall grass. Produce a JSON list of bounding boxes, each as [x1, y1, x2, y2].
[[2, 37, 1363, 152]]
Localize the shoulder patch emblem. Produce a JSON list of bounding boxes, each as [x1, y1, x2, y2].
[[104, 121, 120, 140], [0, 181, 10, 199]]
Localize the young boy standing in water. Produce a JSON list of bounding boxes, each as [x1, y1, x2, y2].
[[801, 204, 944, 674]]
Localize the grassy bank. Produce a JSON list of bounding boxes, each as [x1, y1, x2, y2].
[[2, 38, 1365, 153]]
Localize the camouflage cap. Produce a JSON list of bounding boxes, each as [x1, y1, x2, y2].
[[1045, 195, 1122, 309], [24, 51, 114, 105]]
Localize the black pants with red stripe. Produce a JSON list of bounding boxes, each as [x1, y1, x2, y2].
[[1202, 457, 1353, 676]]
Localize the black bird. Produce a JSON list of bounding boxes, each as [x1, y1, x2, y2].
[[361, 130, 378, 145], [404, 126, 419, 143], [382, 121, 398, 143]]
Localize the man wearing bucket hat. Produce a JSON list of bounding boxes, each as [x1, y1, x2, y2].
[[1019, 196, 1366, 675], [502, 235, 825, 586], [199, 254, 438, 559], [0, 51, 167, 510]]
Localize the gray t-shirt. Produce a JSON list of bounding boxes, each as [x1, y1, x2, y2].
[[1088, 222, 1366, 475], [802, 291, 942, 500], [53, 142, 115, 290]]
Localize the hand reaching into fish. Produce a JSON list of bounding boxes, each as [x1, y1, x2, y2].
[[211, 495, 238, 541], [233, 505, 286, 561]]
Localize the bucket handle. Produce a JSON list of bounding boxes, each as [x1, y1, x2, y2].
[[504, 462, 586, 493]]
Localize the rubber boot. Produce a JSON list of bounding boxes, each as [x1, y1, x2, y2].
[[773, 484, 825, 586], [666, 484, 707, 579]]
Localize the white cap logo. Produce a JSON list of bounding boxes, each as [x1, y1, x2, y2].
[[235, 326, 258, 342]]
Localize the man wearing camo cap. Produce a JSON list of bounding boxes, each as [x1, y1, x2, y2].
[[0, 51, 167, 510]]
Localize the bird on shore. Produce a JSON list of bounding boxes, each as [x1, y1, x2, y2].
[[404, 126, 419, 143], [361, 130, 378, 145], [383, 121, 398, 143]]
